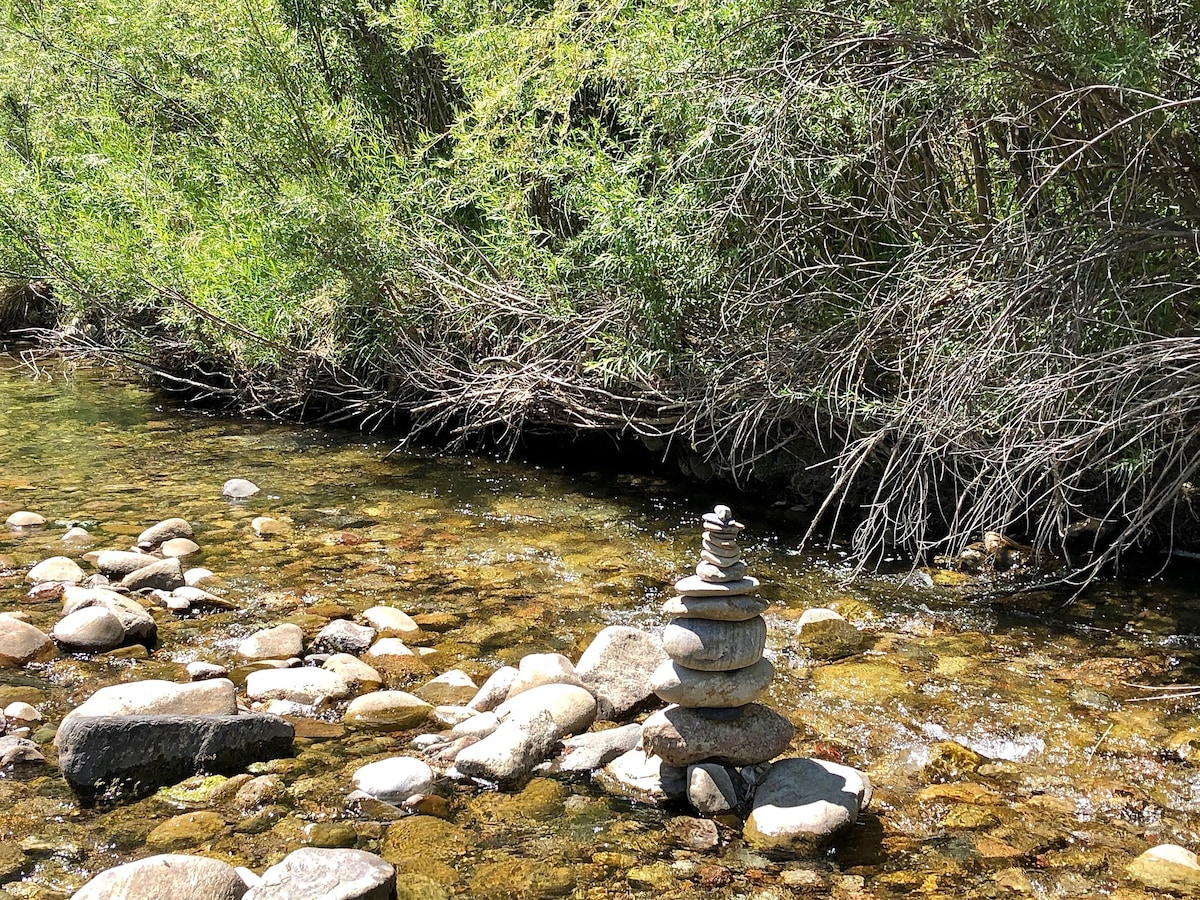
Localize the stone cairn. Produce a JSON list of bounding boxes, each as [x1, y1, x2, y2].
[[643, 505, 794, 778]]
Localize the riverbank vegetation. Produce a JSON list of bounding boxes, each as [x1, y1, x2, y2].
[[1, 0, 1198, 574]]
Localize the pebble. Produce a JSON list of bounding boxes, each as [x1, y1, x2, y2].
[[223, 478, 261, 499], [5, 511, 44, 529], [245, 848, 395, 900], [70, 854, 248, 900], [120, 557, 185, 591], [26, 556, 85, 584], [239, 623, 305, 660], [187, 661, 230, 681], [687, 763, 739, 814], [343, 691, 433, 730], [352, 757, 435, 803]]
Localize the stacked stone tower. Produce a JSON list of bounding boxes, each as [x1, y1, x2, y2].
[[643, 505, 793, 769]]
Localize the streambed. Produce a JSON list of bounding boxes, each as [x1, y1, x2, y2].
[[0, 354, 1198, 898]]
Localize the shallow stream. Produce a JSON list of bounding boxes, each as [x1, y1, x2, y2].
[[1, 353, 1199, 898]]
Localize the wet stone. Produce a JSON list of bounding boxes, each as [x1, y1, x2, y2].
[[223, 478, 261, 499], [137, 518, 194, 548], [246, 848, 395, 900], [145, 810, 226, 850], [70, 854, 247, 900], [312, 619, 377, 656]]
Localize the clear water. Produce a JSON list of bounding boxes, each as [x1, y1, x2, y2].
[[1, 353, 1199, 898]]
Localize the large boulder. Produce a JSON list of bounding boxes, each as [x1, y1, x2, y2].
[[744, 757, 872, 850], [245, 848, 394, 900], [57, 714, 295, 803], [640, 703, 793, 767], [575, 626, 667, 721], [70, 854, 248, 900]]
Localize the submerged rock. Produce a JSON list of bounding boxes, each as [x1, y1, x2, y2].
[[594, 748, 687, 807], [57, 714, 295, 803], [795, 608, 863, 660], [70, 853, 248, 900], [343, 691, 432, 730]]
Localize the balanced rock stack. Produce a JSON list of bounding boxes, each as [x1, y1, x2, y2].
[[643, 505, 793, 769]]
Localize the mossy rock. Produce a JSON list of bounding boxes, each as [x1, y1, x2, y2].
[[468, 853, 575, 899], [922, 741, 986, 783], [467, 778, 568, 824], [145, 811, 226, 850], [382, 816, 474, 887], [810, 660, 913, 702]]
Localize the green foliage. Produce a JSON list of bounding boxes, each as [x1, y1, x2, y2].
[[1, 0, 1198, 565]]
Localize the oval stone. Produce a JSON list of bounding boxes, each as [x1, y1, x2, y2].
[[673, 575, 760, 597], [662, 617, 766, 671], [650, 657, 775, 707]]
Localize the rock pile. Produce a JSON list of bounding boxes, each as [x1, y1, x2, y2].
[[643, 505, 793, 768]]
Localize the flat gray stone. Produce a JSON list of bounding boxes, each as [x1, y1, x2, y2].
[[651, 657, 774, 707], [661, 594, 767, 622], [245, 848, 394, 900], [576, 626, 667, 721], [545, 723, 643, 773], [120, 557, 185, 592], [57, 714, 295, 803], [673, 575, 760, 597], [641, 703, 794, 767], [662, 616, 766, 671], [63, 678, 238, 724], [245, 668, 350, 705], [695, 561, 747, 583], [744, 757, 872, 849], [239, 623, 305, 660], [70, 854, 248, 900]]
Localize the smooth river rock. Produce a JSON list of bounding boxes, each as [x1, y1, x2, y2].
[[687, 763, 739, 814], [312, 620, 376, 657], [467, 666, 518, 712], [641, 703, 794, 767], [362, 606, 421, 640], [744, 757, 872, 849], [5, 511, 44, 529], [26, 556, 85, 584], [661, 594, 768, 622], [137, 517, 194, 549], [0, 617, 54, 668], [70, 853, 248, 900], [57, 714, 295, 803], [413, 669, 478, 707], [650, 657, 774, 708], [245, 668, 351, 705], [245, 848, 394, 900], [1126, 844, 1200, 894], [62, 678, 238, 726], [160, 538, 201, 559], [62, 588, 157, 644], [545, 722, 642, 773], [594, 748, 687, 807], [51, 606, 127, 652], [95, 550, 158, 578], [343, 691, 432, 730], [455, 684, 597, 785], [223, 478, 261, 499], [352, 757, 435, 803], [661, 616, 766, 671], [121, 557, 185, 592], [239, 623, 305, 660], [575, 626, 667, 721], [506, 652, 585, 698]]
